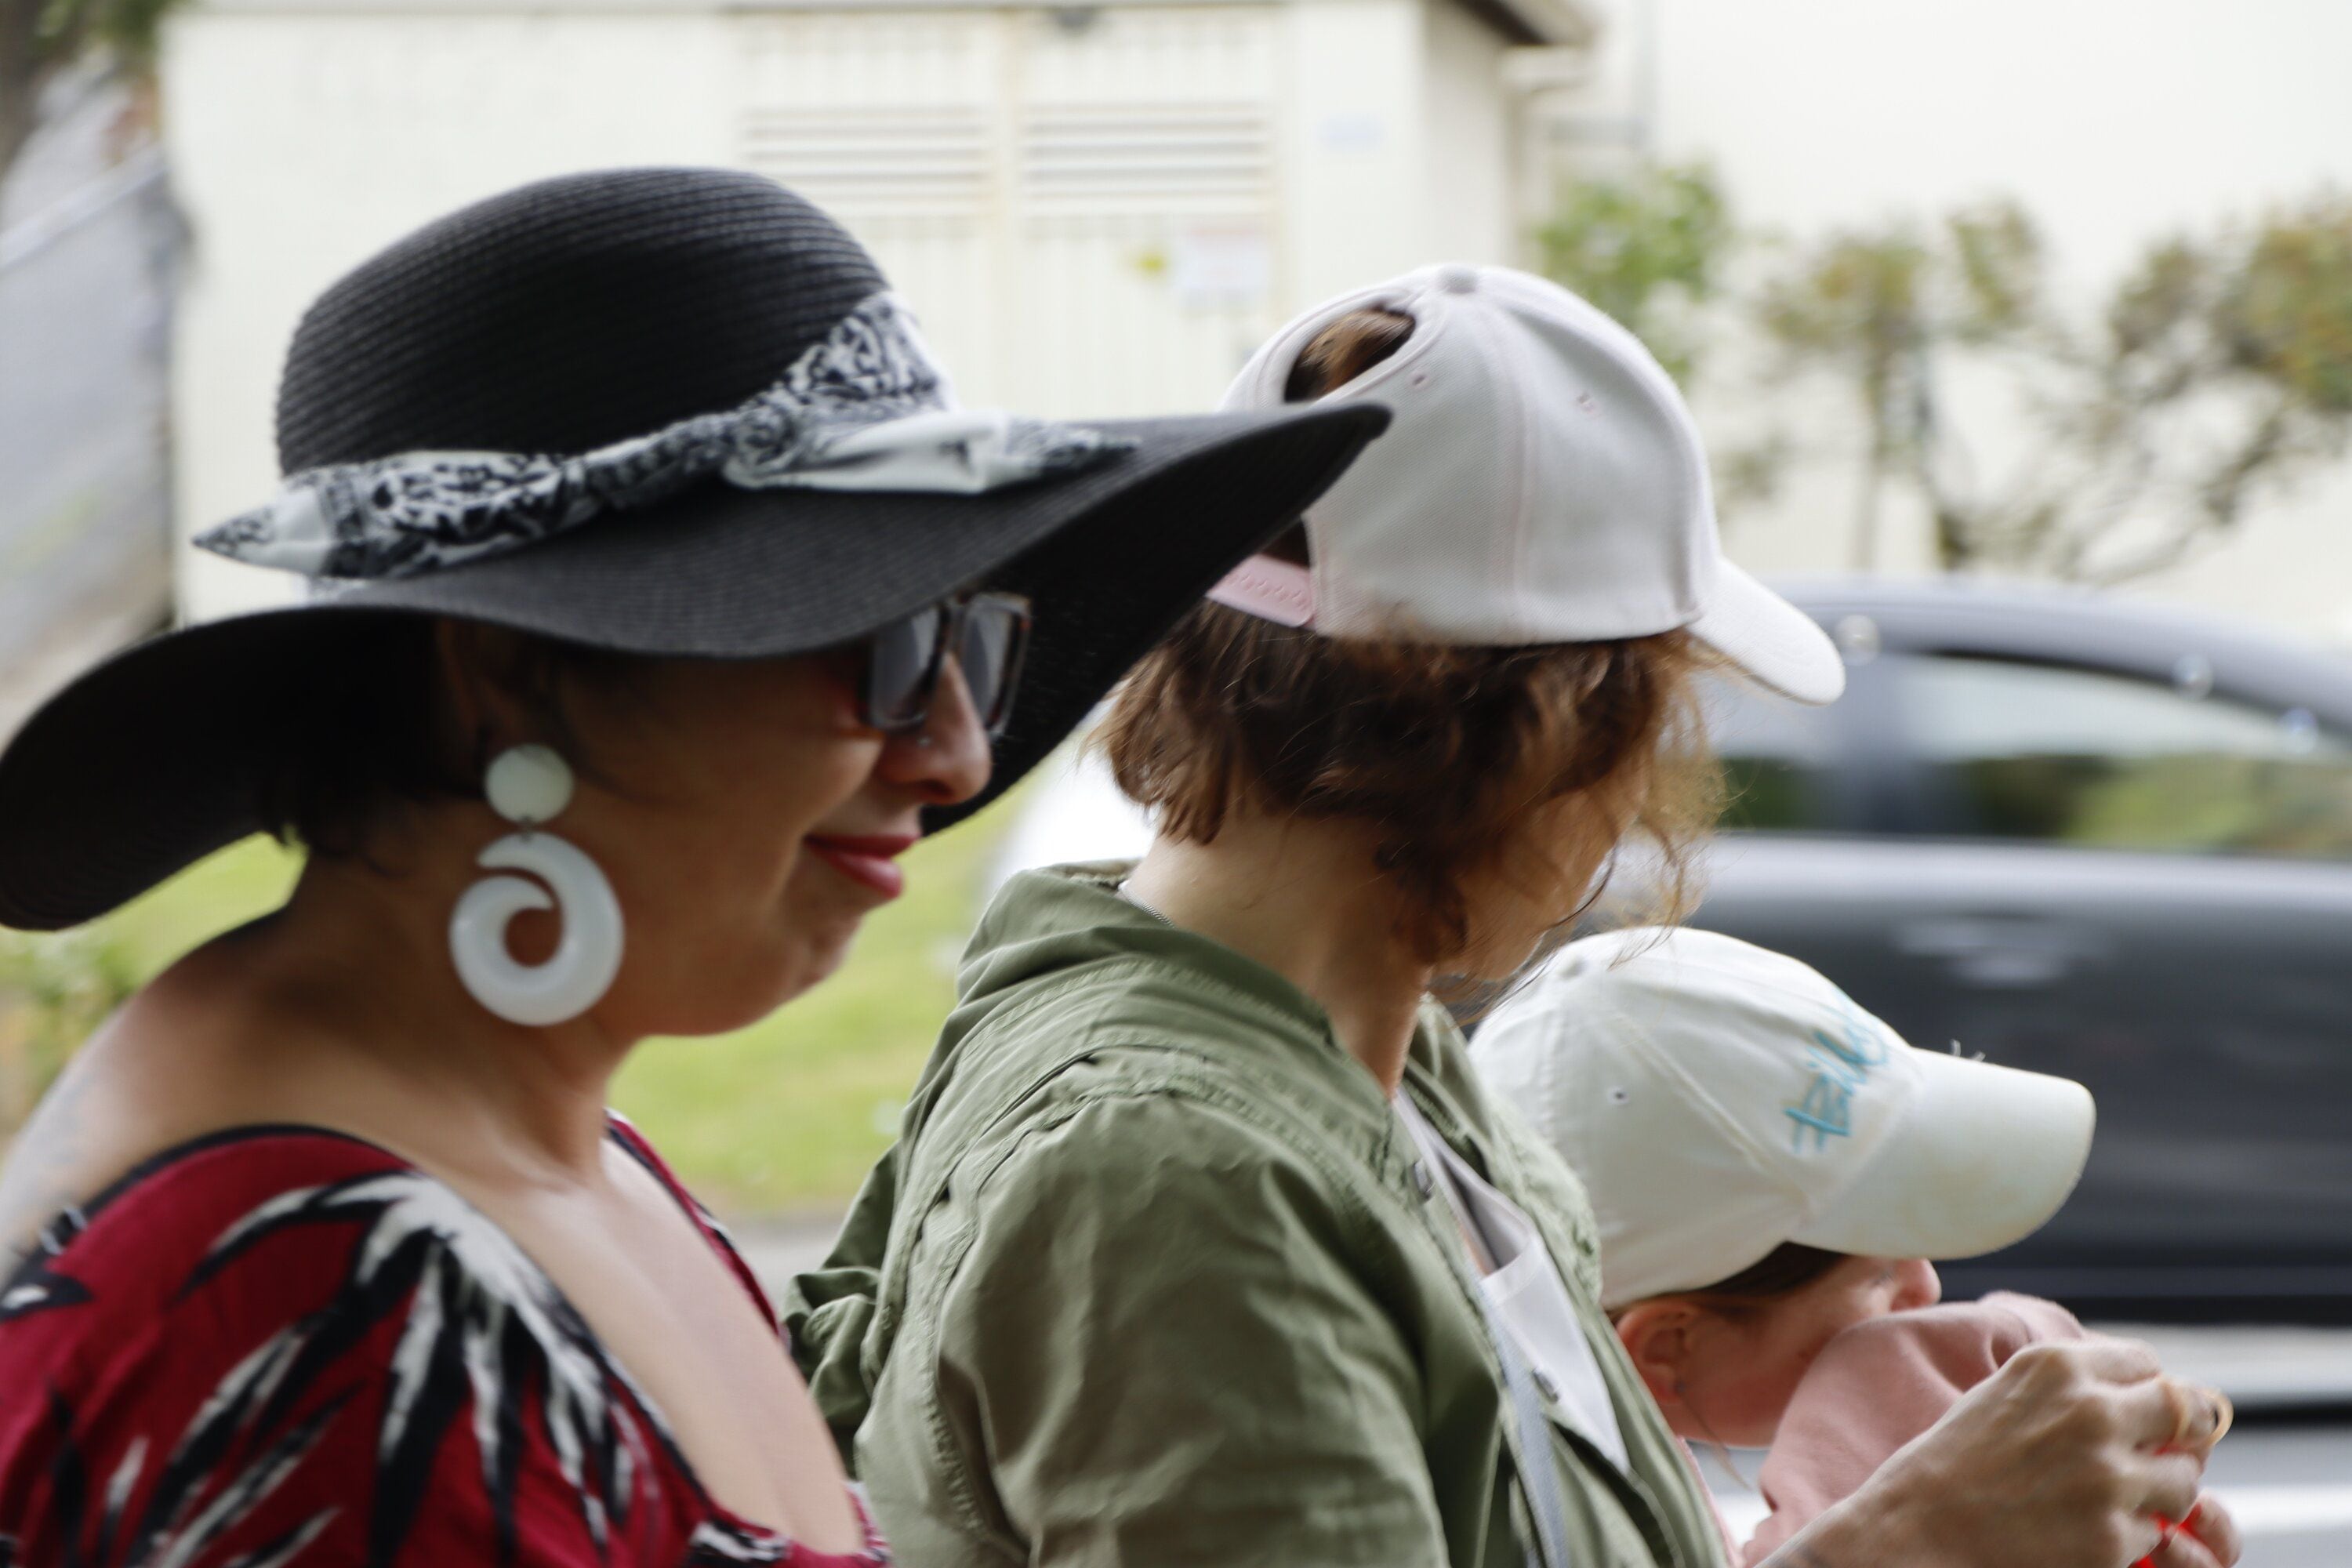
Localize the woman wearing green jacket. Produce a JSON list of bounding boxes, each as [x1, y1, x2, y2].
[[788, 267, 2238, 1568]]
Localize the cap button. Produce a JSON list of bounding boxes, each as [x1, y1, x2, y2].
[[1435, 263, 1479, 295]]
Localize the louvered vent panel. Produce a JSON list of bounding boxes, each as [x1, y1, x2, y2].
[[1018, 107, 1273, 216], [742, 111, 992, 219], [738, 10, 998, 220], [729, 6, 1283, 416]]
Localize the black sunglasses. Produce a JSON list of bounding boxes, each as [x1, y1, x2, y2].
[[862, 591, 1033, 741]]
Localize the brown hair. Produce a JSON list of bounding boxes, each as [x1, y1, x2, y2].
[[254, 618, 651, 859], [1696, 1241, 1851, 1298], [1660, 1242, 1851, 1321], [1096, 308, 1723, 972]]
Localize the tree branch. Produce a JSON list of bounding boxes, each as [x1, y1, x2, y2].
[[0, 0, 45, 180]]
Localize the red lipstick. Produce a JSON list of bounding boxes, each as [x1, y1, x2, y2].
[[804, 833, 917, 899]]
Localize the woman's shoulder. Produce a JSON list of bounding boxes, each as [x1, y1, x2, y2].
[[0, 966, 255, 1265], [0, 1129, 429, 1558], [955, 1086, 1393, 1287], [0, 1125, 699, 1566], [2, 1123, 417, 1326]]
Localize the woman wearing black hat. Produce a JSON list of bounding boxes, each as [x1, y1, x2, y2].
[[0, 169, 1382, 1566]]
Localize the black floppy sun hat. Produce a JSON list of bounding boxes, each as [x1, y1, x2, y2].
[[0, 168, 1386, 930]]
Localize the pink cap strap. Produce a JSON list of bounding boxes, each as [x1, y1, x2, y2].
[[1206, 554, 1316, 628]]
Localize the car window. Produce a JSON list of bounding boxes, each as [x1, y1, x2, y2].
[[1889, 653, 2352, 857], [1701, 673, 1846, 832]]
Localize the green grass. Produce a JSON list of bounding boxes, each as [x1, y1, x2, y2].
[[93, 837, 306, 970], [51, 815, 1011, 1215]]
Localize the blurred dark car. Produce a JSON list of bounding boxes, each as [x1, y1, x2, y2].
[[1689, 579, 2352, 1324]]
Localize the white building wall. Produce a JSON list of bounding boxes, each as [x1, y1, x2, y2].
[[1007, 7, 1286, 417], [1421, 0, 1515, 267], [739, 5, 1289, 419], [1645, 0, 2352, 292], [164, 0, 1538, 622], [1278, 0, 1431, 302]]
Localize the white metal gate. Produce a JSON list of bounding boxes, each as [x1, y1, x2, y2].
[[737, 5, 1283, 418]]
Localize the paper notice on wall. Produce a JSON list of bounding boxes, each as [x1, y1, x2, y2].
[[1172, 227, 1272, 307], [1315, 113, 1386, 153]]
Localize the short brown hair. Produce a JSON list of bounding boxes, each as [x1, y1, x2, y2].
[[254, 618, 650, 859], [1605, 1243, 1852, 1325], [1096, 307, 1722, 971], [1686, 1242, 1849, 1307]]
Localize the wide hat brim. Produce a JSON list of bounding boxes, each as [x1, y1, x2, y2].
[[0, 402, 1386, 930]]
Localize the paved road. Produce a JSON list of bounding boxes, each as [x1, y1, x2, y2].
[[739, 1217, 2352, 1564], [2198, 1425, 2352, 1568]]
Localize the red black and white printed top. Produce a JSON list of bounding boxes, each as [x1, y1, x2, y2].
[[0, 1118, 890, 1568]]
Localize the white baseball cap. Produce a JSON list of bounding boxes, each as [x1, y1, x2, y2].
[[1212, 263, 1844, 705], [1472, 927, 2096, 1309]]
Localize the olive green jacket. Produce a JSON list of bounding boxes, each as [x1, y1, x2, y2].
[[786, 864, 1729, 1568]]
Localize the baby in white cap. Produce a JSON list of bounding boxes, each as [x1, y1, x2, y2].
[[1473, 927, 2122, 1562]]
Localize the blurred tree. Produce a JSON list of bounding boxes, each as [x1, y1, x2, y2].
[[2056, 196, 2352, 580], [0, 928, 132, 1141], [1534, 162, 1733, 385], [1755, 194, 2352, 579], [0, 0, 180, 189], [1755, 203, 2042, 570]]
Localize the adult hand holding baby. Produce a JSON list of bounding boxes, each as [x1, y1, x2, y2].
[[1770, 1338, 2240, 1568]]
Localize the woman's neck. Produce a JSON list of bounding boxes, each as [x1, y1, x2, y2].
[[0, 826, 636, 1266], [245, 835, 633, 1181], [1124, 815, 1433, 1094]]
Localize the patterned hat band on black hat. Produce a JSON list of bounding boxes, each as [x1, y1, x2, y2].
[[194, 292, 1134, 583]]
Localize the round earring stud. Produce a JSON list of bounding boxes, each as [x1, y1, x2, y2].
[[485, 743, 575, 826]]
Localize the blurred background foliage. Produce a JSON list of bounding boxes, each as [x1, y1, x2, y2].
[[0, 924, 132, 1131], [0, 0, 181, 182], [1531, 162, 1732, 385], [1537, 165, 2352, 583]]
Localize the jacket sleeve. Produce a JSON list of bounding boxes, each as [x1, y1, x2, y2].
[[1741, 1294, 2086, 1566], [860, 1089, 1451, 1568], [782, 1137, 905, 1469]]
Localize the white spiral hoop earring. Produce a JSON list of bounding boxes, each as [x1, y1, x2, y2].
[[448, 744, 625, 1027]]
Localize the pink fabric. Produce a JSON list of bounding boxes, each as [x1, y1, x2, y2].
[[1206, 554, 1316, 626], [1740, 1293, 2086, 1566]]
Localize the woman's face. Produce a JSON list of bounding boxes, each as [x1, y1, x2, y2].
[[547, 643, 993, 1039], [1624, 1256, 1943, 1449]]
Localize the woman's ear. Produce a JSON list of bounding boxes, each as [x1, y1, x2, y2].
[[434, 619, 539, 764], [1612, 1298, 1706, 1419]]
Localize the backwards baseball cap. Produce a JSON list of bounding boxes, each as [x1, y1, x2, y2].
[[1214, 263, 1844, 704], [1472, 927, 2096, 1310]]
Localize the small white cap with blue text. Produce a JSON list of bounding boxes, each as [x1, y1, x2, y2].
[[1472, 928, 2096, 1310]]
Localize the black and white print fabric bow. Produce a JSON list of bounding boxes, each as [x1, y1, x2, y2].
[[195, 292, 1133, 582]]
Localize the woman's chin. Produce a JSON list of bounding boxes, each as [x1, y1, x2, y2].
[[779, 920, 866, 1001], [634, 930, 865, 1037]]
